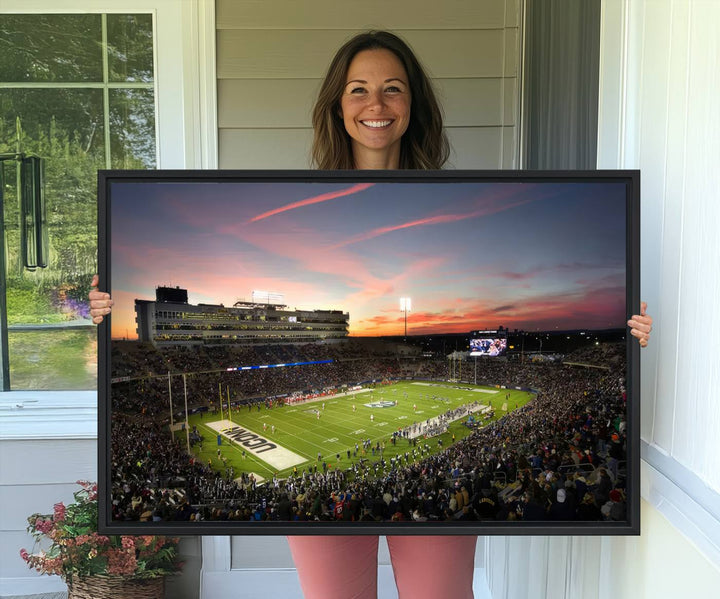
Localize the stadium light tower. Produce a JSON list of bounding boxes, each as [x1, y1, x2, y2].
[[399, 297, 411, 340]]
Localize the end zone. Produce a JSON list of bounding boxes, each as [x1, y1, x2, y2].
[[206, 420, 306, 469]]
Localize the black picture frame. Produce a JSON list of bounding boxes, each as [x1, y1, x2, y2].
[[98, 169, 640, 536]]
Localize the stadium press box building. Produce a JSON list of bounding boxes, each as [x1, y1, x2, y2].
[[134, 286, 349, 347]]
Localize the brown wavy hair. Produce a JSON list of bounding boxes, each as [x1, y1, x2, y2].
[[311, 31, 449, 170]]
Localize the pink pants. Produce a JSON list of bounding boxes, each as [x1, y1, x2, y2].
[[287, 535, 477, 599]]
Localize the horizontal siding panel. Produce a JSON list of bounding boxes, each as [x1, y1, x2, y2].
[[439, 78, 511, 126], [219, 127, 509, 170], [503, 77, 517, 126], [446, 126, 504, 169], [502, 126, 519, 168], [504, 27, 519, 77], [217, 0, 509, 30], [0, 482, 81, 531], [217, 30, 507, 79], [0, 531, 61, 579], [218, 78, 514, 128], [218, 79, 319, 128], [505, 0, 521, 28], [0, 439, 96, 485], [219, 128, 314, 169]]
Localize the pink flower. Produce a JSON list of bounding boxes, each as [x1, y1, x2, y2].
[[75, 480, 98, 500], [34, 518, 54, 535], [121, 536, 135, 550], [53, 503, 66, 522], [107, 548, 137, 576], [43, 557, 64, 576], [21, 482, 181, 581]]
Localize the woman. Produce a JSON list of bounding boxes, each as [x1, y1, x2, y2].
[[310, 31, 447, 171], [90, 31, 653, 599]]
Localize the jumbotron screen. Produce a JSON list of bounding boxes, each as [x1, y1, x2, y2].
[[470, 337, 507, 356]]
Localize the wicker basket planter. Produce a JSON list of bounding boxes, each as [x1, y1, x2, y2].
[[67, 575, 165, 599]]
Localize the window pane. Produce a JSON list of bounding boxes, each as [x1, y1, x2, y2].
[[0, 14, 102, 82], [2, 89, 104, 390], [1, 88, 105, 281], [110, 89, 156, 168], [107, 14, 154, 83], [1, 13, 156, 390], [8, 329, 97, 390], [0, 89, 106, 161]]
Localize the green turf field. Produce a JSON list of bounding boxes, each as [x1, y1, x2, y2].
[[176, 380, 534, 483]]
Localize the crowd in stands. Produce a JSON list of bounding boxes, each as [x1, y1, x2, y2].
[[110, 340, 629, 524], [111, 340, 406, 417]]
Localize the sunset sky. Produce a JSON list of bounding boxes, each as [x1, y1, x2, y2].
[[109, 178, 627, 340]]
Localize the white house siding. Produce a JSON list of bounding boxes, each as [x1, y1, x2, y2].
[[216, 0, 521, 170], [485, 0, 720, 597]]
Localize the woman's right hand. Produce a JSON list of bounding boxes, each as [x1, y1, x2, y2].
[[89, 274, 113, 324], [627, 301, 652, 348]]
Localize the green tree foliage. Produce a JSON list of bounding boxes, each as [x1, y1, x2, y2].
[[1, 13, 155, 325], [1, 114, 102, 322], [0, 14, 103, 82], [1, 13, 155, 388]]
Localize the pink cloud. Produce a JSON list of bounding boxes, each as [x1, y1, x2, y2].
[[213, 224, 422, 307], [330, 194, 538, 249], [343, 256, 448, 305], [248, 183, 375, 223], [209, 183, 549, 308]]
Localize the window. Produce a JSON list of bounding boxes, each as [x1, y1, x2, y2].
[[0, 13, 156, 390]]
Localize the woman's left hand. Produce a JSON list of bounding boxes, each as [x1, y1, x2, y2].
[[627, 301, 653, 347]]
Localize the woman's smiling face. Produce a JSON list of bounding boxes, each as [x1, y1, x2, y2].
[[340, 48, 411, 168]]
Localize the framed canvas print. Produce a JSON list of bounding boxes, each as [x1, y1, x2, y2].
[[98, 169, 640, 535]]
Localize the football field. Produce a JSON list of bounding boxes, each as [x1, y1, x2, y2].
[[179, 380, 534, 483]]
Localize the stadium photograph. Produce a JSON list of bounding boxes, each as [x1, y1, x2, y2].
[[103, 175, 632, 530]]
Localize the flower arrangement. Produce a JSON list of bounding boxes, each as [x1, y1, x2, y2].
[[20, 481, 182, 584]]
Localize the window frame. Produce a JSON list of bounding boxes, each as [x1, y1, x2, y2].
[[0, 0, 217, 426]]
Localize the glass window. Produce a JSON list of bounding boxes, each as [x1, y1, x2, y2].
[[0, 13, 156, 390], [0, 14, 103, 83], [107, 14, 154, 83], [109, 88, 156, 169]]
